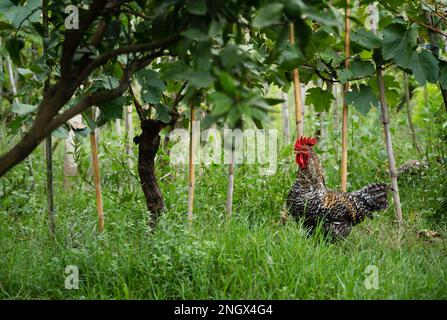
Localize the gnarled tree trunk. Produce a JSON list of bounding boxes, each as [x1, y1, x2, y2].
[[134, 119, 165, 228]]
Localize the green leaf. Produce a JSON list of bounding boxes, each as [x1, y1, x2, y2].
[[159, 62, 189, 81], [368, 75, 400, 106], [52, 126, 69, 139], [440, 61, 447, 90], [277, 43, 302, 70], [227, 107, 242, 128], [264, 98, 285, 106], [183, 71, 214, 88], [351, 27, 381, 50], [16, 67, 33, 78], [208, 19, 223, 37], [136, 69, 166, 104], [194, 41, 212, 71], [8, 114, 27, 134], [252, 3, 284, 29], [305, 87, 334, 112], [345, 84, 378, 115], [220, 45, 240, 70], [12, 102, 37, 115], [410, 50, 439, 85], [5, 36, 23, 66], [0, 20, 13, 31], [350, 60, 375, 78], [303, 5, 342, 34], [1, 0, 41, 28], [209, 92, 233, 116], [155, 104, 171, 124], [337, 60, 375, 83], [218, 71, 237, 94], [187, 0, 207, 15], [96, 96, 126, 126], [182, 28, 209, 42], [382, 23, 417, 68]]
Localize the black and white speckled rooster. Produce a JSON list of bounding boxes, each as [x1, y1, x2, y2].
[[287, 137, 390, 241]]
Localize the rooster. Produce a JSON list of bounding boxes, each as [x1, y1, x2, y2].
[[287, 137, 390, 241]]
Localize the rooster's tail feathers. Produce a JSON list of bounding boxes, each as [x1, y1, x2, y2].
[[353, 183, 390, 212]]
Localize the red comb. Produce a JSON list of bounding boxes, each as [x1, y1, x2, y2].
[[294, 136, 317, 151]]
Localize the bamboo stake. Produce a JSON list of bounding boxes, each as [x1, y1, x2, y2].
[[187, 104, 195, 225], [289, 22, 303, 138], [341, 0, 351, 192], [90, 108, 104, 233], [43, 0, 55, 237], [125, 105, 134, 169], [403, 73, 422, 158], [377, 67, 403, 228]]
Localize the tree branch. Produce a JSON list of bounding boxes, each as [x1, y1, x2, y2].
[[60, 0, 109, 79], [48, 51, 164, 134], [72, 34, 181, 91]]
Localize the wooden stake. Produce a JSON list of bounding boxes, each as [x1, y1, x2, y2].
[[125, 105, 134, 169], [289, 22, 303, 138], [377, 66, 403, 228], [341, 0, 351, 192], [90, 108, 104, 233], [187, 104, 195, 225], [43, 0, 55, 237]]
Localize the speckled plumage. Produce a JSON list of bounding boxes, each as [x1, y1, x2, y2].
[[287, 149, 390, 241]]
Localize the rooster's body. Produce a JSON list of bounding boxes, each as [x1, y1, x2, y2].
[[287, 137, 389, 241]]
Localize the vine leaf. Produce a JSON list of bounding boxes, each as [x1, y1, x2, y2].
[[305, 87, 334, 112], [410, 50, 439, 85], [345, 84, 378, 115], [382, 23, 417, 68], [351, 27, 381, 50], [252, 3, 284, 29], [440, 61, 447, 90]]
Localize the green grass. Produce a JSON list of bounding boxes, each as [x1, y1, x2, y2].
[[0, 92, 446, 299]]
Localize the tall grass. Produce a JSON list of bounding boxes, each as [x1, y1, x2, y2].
[[0, 87, 446, 299]]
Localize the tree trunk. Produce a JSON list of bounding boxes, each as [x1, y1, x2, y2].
[[341, 0, 351, 192], [377, 66, 403, 228], [281, 91, 291, 145], [135, 119, 165, 229], [404, 73, 422, 158]]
